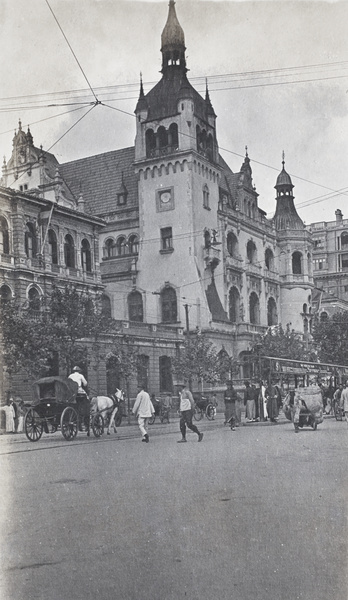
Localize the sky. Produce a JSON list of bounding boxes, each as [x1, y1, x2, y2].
[[1, 0, 348, 225]]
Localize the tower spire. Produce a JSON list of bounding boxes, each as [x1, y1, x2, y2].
[[161, 0, 186, 74]]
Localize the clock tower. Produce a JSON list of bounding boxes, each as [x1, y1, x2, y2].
[[134, 0, 224, 330]]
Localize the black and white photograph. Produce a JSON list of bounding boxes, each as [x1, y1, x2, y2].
[[0, 1, 347, 598]]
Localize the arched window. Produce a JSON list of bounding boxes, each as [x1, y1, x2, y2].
[[64, 234, 75, 268], [128, 291, 143, 322], [265, 248, 274, 270], [247, 240, 257, 264], [159, 356, 173, 393], [48, 229, 58, 264], [303, 303, 308, 314], [137, 354, 149, 391], [146, 129, 156, 158], [341, 232, 348, 248], [101, 294, 112, 318], [0, 216, 10, 255], [249, 292, 260, 324], [161, 286, 177, 323], [81, 239, 92, 273], [229, 287, 240, 323], [292, 251, 302, 274], [116, 236, 127, 256], [227, 232, 238, 258], [157, 126, 167, 149], [104, 238, 117, 259], [304, 317, 308, 334], [28, 287, 40, 312], [128, 235, 139, 255], [267, 297, 278, 326], [0, 284, 12, 304], [25, 222, 37, 258], [168, 123, 178, 150]]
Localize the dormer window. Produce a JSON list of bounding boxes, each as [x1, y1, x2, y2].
[[117, 191, 127, 206]]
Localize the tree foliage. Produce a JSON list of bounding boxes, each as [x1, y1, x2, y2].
[[311, 312, 348, 365], [0, 284, 117, 380], [251, 324, 314, 362], [172, 333, 230, 387]]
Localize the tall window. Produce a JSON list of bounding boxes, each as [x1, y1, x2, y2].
[[341, 232, 348, 248], [0, 285, 12, 304], [28, 287, 40, 312], [203, 185, 210, 209], [246, 240, 257, 264], [104, 238, 117, 258], [128, 291, 143, 322], [292, 251, 302, 274], [116, 236, 127, 256], [0, 217, 10, 254], [159, 356, 173, 393], [249, 292, 260, 324], [265, 248, 274, 270], [48, 229, 58, 264], [267, 297, 278, 326], [101, 294, 112, 318], [81, 239, 92, 272], [161, 286, 177, 323], [227, 232, 238, 258], [137, 354, 149, 391], [25, 222, 37, 258], [161, 227, 173, 251], [229, 287, 240, 323], [128, 235, 139, 255], [64, 234, 75, 268]]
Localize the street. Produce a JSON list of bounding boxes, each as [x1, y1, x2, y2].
[[0, 414, 347, 600]]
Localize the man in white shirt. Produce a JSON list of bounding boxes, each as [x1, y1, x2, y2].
[[177, 384, 203, 443], [69, 366, 89, 431], [132, 385, 155, 443]]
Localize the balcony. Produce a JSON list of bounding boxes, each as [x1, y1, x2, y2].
[[246, 262, 262, 277], [225, 255, 244, 271]]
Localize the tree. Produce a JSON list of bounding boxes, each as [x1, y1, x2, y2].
[[172, 333, 226, 388], [105, 336, 139, 423], [311, 312, 348, 365], [252, 324, 314, 361], [0, 299, 54, 379]]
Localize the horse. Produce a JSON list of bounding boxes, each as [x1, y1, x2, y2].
[[90, 389, 124, 435]]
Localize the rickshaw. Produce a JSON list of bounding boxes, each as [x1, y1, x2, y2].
[[24, 376, 104, 442], [283, 385, 324, 432]]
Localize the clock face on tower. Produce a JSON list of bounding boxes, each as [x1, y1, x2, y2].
[[157, 188, 174, 212], [160, 191, 171, 204]]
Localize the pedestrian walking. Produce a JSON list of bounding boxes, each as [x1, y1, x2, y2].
[[132, 385, 154, 442], [2, 396, 15, 433], [177, 384, 203, 443]]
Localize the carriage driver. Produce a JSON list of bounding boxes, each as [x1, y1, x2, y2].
[[69, 366, 89, 431]]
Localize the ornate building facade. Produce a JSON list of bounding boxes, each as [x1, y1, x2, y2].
[[1, 1, 317, 398]]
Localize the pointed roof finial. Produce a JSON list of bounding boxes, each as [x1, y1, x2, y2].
[[245, 145, 248, 157], [139, 72, 144, 97], [18, 119, 22, 131], [282, 150, 285, 166]]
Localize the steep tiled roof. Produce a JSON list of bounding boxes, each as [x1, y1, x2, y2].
[[218, 154, 239, 201], [60, 147, 137, 216]]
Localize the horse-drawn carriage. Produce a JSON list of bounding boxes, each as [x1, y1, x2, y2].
[[24, 377, 104, 442]]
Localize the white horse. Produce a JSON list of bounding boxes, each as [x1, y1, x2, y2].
[[90, 389, 124, 435]]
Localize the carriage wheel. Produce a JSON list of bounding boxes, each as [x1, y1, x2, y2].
[[60, 407, 78, 441], [335, 408, 342, 421], [25, 409, 43, 442], [193, 406, 203, 421], [92, 414, 104, 438], [148, 414, 156, 425], [206, 403, 215, 421], [161, 411, 170, 424], [312, 421, 318, 430]]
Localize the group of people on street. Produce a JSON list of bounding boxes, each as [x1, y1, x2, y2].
[[224, 380, 282, 430], [1, 394, 25, 433]]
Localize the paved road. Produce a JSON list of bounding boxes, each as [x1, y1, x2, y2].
[[0, 415, 347, 600]]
